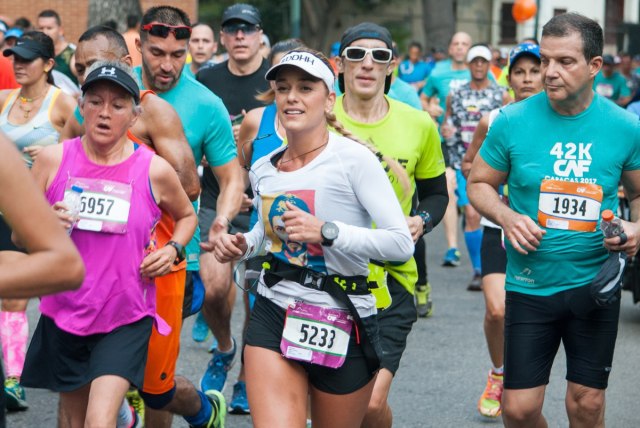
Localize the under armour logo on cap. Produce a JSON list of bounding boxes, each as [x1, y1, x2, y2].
[[100, 67, 117, 77]]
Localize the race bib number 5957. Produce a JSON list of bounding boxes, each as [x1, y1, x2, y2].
[[538, 180, 603, 232]]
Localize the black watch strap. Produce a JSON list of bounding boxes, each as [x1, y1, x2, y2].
[[166, 240, 186, 265]]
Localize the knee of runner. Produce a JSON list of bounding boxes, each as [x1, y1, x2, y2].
[[502, 399, 542, 423], [485, 303, 505, 321], [569, 389, 605, 416], [139, 385, 177, 410]]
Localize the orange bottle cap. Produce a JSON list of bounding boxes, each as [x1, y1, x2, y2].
[[602, 210, 614, 222]]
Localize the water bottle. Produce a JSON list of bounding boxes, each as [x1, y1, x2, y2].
[[64, 185, 84, 235], [600, 209, 623, 238]]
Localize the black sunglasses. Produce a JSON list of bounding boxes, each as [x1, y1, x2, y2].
[[343, 47, 392, 63], [221, 22, 260, 35], [142, 23, 192, 40]]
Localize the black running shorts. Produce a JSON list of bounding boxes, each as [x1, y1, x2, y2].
[[480, 226, 507, 277], [504, 288, 620, 390], [377, 276, 418, 375], [245, 295, 378, 395], [22, 315, 153, 392]]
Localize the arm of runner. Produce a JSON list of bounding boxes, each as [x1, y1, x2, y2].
[[0, 135, 84, 298], [440, 95, 455, 139], [461, 114, 489, 179], [59, 109, 85, 141], [410, 173, 448, 240], [142, 156, 198, 277], [236, 107, 264, 211], [200, 159, 245, 252], [610, 169, 640, 257], [144, 95, 200, 201], [468, 155, 545, 255]]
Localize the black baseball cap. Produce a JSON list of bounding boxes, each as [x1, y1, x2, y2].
[[81, 64, 140, 104], [602, 54, 615, 65], [3, 38, 50, 60], [221, 4, 261, 27], [338, 22, 392, 56]]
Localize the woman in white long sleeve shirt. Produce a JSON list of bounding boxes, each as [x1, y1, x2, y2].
[[211, 48, 413, 428]]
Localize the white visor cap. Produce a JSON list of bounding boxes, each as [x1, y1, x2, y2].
[[265, 51, 335, 93], [466, 45, 492, 63]]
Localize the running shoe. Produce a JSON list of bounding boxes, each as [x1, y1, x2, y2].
[[192, 311, 211, 343], [4, 376, 27, 411], [467, 272, 482, 291], [126, 389, 145, 424], [477, 371, 504, 417], [130, 405, 143, 428], [415, 283, 434, 318], [442, 248, 461, 267], [200, 338, 237, 393], [229, 381, 250, 414], [191, 390, 226, 428]]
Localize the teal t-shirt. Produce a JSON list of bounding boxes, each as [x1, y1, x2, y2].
[[594, 71, 630, 102], [133, 67, 236, 271], [480, 92, 640, 295], [421, 63, 470, 125], [389, 77, 422, 110]]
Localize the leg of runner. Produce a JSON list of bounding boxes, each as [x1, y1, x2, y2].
[[310, 379, 376, 428], [502, 386, 547, 427], [84, 375, 130, 426], [200, 252, 236, 391], [59, 385, 90, 427], [244, 345, 309, 427], [442, 167, 460, 267], [414, 238, 433, 318], [360, 369, 393, 428], [565, 382, 605, 427], [0, 299, 29, 411], [478, 273, 505, 417]]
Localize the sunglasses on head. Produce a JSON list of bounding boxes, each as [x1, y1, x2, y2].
[[141, 23, 192, 40], [222, 22, 260, 35], [343, 47, 392, 63]]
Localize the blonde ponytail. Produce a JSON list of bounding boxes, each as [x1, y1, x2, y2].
[[326, 111, 412, 197]]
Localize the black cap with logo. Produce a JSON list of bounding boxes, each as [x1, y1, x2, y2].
[[221, 4, 262, 27], [81, 64, 140, 104], [3, 38, 51, 61]]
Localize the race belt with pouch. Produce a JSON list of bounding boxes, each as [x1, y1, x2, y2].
[[261, 254, 380, 372]]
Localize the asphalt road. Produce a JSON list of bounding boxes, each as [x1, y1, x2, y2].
[[10, 224, 640, 427]]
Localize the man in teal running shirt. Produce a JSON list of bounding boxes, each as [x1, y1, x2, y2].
[[469, 13, 640, 427]]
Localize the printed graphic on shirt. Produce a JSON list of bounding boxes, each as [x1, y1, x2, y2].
[[262, 190, 326, 272], [545, 142, 595, 182]]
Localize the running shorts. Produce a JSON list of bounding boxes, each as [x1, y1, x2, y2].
[[245, 295, 378, 395], [142, 268, 186, 394], [377, 276, 418, 375], [22, 315, 153, 391], [504, 288, 620, 390], [480, 226, 506, 277]]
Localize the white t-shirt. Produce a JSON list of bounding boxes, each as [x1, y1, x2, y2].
[[244, 132, 413, 317]]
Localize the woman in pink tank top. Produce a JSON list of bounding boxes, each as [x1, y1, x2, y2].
[[20, 62, 197, 427]]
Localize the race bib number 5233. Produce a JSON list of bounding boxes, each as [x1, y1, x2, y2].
[[280, 302, 352, 369], [538, 180, 603, 232]]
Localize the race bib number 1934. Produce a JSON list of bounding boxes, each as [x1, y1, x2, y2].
[[538, 180, 603, 232]]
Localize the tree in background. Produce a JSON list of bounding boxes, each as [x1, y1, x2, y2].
[[88, 0, 142, 31], [422, 0, 455, 53]]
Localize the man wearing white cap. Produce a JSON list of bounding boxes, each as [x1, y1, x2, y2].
[[442, 43, 509, 291]]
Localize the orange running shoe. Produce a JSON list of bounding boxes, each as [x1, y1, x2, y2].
[[477, 370, 504, 417]]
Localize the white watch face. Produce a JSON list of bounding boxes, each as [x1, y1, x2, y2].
[[322, 222, 339, 240]]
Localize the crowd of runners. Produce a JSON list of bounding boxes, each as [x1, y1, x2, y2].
[[0, 3, 638, 428]]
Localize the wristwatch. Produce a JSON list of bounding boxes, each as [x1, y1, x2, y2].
[[418, 211, 433, 236], [166, 240, 186, 265], [320, 222, 339, 247]]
